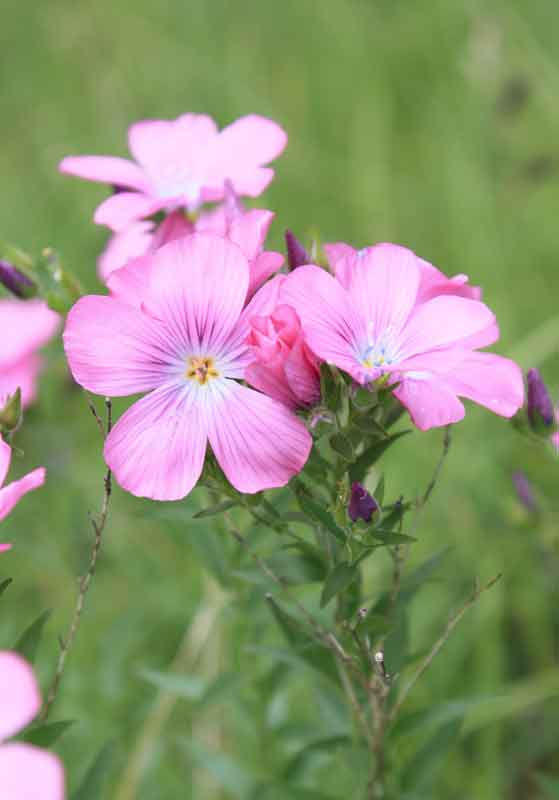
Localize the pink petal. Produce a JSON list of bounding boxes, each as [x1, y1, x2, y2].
[[280, 265, 365, 380], [150, 210, 194, 250], [228, 209, 275, 261], [63, 296, 175, 396], [0, 743, 64, 800], [93, 192, 164, 231], [241, 274, 286, 326], [98, 222, 155, 282], [0, 300, 59, 368], [0, 651, 41, 740], [148, 234, 249, 354], [0, 467, 46, 522], [399, 296, 495, 360], [106, 255, 153, 308], [247, 251, 284, 298], [0, 354, 42, 408], [59, 155, 147, 191], [284, 336, 320, 405], [104, 384, 208, 501], [203, 115, 287, 197], [0, 435, 12, 487], [444, 351, 524, 417], [0, 544, 11, 553], [245, 361, 298, 409], [394, 377, 465, 431], [128, 114, 218, 174], [347, 244, 420, 344], [416, 257, 481, 303], [324, 242, 357, 288], [207, 382, 311, 493]]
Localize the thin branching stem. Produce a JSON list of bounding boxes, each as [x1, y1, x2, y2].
[[41, 396, 112, 721]]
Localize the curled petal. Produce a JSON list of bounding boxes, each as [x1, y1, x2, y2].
[[0, 468, 46, 522], [0, 651, 41, 740]]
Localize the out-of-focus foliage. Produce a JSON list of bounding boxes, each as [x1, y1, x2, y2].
[[1, 0, 558, 797]]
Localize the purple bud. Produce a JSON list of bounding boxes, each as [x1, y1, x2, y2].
[[348, 482, 378, 523], [285, 230, 309, 271], [527, 368, 554, 428], [0, 260, 36, 299], [512, 470, 538, 513]]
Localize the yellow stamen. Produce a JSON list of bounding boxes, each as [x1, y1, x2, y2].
[[186, 356, 220, 385]]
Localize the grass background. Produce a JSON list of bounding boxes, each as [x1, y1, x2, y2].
[[1, 0, 559, 797]]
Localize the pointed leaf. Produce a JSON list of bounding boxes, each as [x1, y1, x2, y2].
[[295, 487, 346, 543], [14, 610, 51, 664], [138, 668, 207, 700], [320, 563, 358, 608], [71, 743, 113, 800], [349, 431, 411, 482], [0, 577, 12, 597], [193, 500, 238, 519], [22, 720, 75, 748]]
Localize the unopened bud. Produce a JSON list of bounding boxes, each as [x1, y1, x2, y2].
[[348, 481, 379, 523], [285, 230, 309, 271], [0, 260, 37, 299], [0, 388, 22, 434], [527, 368, 554, 431]]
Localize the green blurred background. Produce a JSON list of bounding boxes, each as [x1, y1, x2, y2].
[[1, 0, 559, 797]]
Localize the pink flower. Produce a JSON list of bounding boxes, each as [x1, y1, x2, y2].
[[106, 206, 283, 304], [0, 435, 46, 523], [0, 543, 11, 553], [246, 303, 320, 410], [282, 243, 524, 430], [324, 242, 481, 302], [63, 234, 311, 501], [59, 114, 287, 231], [0, 651, 65, 799], [0, 300, 59, 409]]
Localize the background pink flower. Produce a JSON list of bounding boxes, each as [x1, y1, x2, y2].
[[0, 299, 59, 408], [0, 650, 65, 799], [282, 243, 523, 430], [64, 234, 311, 501], [59, 113, 287, 231], [0, 435, 46, 523]]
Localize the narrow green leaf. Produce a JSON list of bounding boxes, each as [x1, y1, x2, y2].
[[329, 433, 354, 460], [0, 577, 12, 597], [14, 610, 51, 664], [71, 743, 113, 800], [402, 720, 462, 790], [357, 613, 391, 639], [349, 430, 411, 483], [138, 668, 207, 700], [183, 740, 255, 798], [370, 531, 417, 546], [374, 475, 385, 508], [193, 499, 238, 518], [320, 363, 342, 413], [295, 487, 346, 543], [401, 546, 452, 593], [22, 720, 75, 747], [320, 563, 357, 608], [282, 735, 351, 780]]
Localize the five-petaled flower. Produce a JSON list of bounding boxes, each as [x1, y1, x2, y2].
[[59, 114, 287, 231], [63, 234, 312, 501]]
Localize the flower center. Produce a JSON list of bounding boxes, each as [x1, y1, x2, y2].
[[361, 324, 400, 371], [186, 356, 220, 385]]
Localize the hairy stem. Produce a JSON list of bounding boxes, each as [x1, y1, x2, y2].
[[40, 397, 112, 721]]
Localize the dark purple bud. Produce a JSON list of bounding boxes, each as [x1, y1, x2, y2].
[[111, 184, 127, 194], [0, 260, 37, 299], [512, 470, 538, 513], [348, 482, 378, 523], [285, 230, 309, 271], [527, 368, 554, 428]]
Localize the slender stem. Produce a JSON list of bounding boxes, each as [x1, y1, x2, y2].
[[420, 425, 452, 508], [388, 574, 502, 724], [335, 658, 374, 750], [40, 397, 113, 721]]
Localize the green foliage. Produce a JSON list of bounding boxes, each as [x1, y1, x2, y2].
[[14, 610, 51, 664], [71, 744, 113, 800]]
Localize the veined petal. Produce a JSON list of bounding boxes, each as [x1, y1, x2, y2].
[[399, 296, 495, 360], [228, 209, 275, 261], [445, 351, 524, 417], [0, 467, 45, 522], [280, 265, 365, 379], [106, 255, 153, 309], [64, 296, 176, 396], [394, 377, 465, 430], [94, 192, 164, 231], [207, 382, 311, 493], [0, 743, 64, 800], [324, 242, 357, 288], [248, 251, 284, 298], [59, 155, 147, 191], [148, 234, 249, 355], [98, 222, 155, 282], [348, 243, 420, 343], [104, 383, 208, 501], [0, 651, 41, 740]]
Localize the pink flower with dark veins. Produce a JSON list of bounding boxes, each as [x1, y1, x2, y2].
[[63, 234, 311, 501], [0, 651, 65, 799], [282, 243, 524, 430], [59, 114, 287, 231]]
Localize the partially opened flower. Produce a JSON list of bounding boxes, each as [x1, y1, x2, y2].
[[282, 243, 524, 430], [59, 113, 287, 231], [246, 303, 320, 410], [0, 435, 46, 523], [324, 242, 481, 302], [0, 300, 59, 408], [0, 650, 65, 799], [64, 234, 311, 501]]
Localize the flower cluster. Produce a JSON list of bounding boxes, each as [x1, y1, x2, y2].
[[60, 112, 524, 502]]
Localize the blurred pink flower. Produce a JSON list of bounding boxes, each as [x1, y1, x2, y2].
[[282, 243, 524, 430], [246, 303, 320, 410], [0, 300, 59, 409], [0, 650, 65, 799], [59, 113, 287, 231], [324, 242, 481, 302], [106, 207, 283, 303], [63, 234, 311, 501], [0, 543, 11, 553], [0, 435, 45, 523]]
